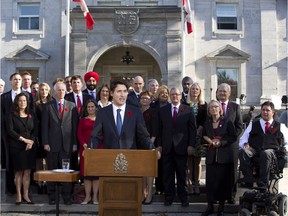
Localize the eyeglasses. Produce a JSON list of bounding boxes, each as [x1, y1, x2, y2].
[[170, 93, 181, 97]]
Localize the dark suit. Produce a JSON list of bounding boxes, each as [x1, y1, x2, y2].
[[65, 92, 93, 114], [89, 104, 151, 150], [126, 91, 140, 108], [157, 103, 197, 204], [41, 99, 78, 201], [223, 101, 243, 198], [1, 90, 33, 194], [82, 88, 96, 100], [202, 117, 237, 202]]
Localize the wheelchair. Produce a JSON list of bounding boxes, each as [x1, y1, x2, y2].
[[239, 147, 288, 216]]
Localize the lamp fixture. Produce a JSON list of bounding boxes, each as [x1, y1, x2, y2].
[[121, 49, 135, 65]]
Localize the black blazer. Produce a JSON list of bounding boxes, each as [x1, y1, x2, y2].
[[127, 91, 140, 108], [224, 101, 243, 137], [157, 103, 197, 155], [89, 104, 151, 150], [41, 100, 78, 153], [65, 92, 93, 110], [202, 117, 237, 164]]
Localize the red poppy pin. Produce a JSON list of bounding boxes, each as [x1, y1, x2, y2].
[[64, 108, 68, 112], [126, 111, 132, 116], [227, 103, 232, 109], [198, 104, 203, 109], [270, 126, 276, 134], [219, 120, 224, 128], [145, 112, 150, 118], [28, 114, 32, 119], [31, 92, 36, 97], [180, 107, 185, 112]]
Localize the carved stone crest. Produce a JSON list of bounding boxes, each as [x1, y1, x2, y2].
[[115, 9, 139, 35], [113, 153, 128, 173]]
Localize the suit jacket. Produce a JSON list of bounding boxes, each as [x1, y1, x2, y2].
[[224, 101, 243, 137], [41, 99, 78, 153], [157, 103, 197, 155], [1, 90, 34, 168], [127, 91, 140, 108], [65, 92, 93, 114], [82, 89, 97, 100], [89, 104, 151, 149], [202, 117, 237, 164]]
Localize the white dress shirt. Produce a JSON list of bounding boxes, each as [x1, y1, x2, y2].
[[73, 92, 83, 107], [171, 104, 180, 116], [239, 118, 288, 150]]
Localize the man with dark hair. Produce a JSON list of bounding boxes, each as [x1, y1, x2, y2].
[[239, 101, 288, 188], [21, 71, 32, 93], [89, 80, 151, 150], [64, 76, 73, 93], [181, 76, 193, 104], [83, 71, 99, 100]]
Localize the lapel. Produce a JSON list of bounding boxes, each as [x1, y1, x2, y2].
[[51, 101, 61, 120], [122, 107, 132, 135], [107, 105, 119, 136]]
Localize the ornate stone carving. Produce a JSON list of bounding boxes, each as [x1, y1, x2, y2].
[[115, 9, 139, 35], [113, 153, 128, 173]]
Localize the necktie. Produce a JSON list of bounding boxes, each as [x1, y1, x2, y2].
[[77, 95, 82, 114], [90, 91, 95, 99], [116, 109, 122, 135], [221, 102, 225, 116], [265, 122, 270, 133], [59, 103, 63, 119], [173, 107, 178, 123]]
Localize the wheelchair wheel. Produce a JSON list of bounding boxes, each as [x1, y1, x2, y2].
[[240, 208, 250, 216], [268, 211, 278, 216], [279, 195, 287, 216]]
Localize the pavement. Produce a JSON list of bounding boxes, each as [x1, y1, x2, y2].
[[1, 167, 287, 216]]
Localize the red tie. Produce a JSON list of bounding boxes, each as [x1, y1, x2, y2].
[[77, 95, 82, 114], [59, 103, 63, 119], [173, 107, 178, 123], [265, 122, 270, 133], [221, 102, 225, 116]]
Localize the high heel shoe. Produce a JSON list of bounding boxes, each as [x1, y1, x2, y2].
[[81, 199, 91, 205], [93, 199, 98, 205], [23, 197, 34, 204], [144, 195, 153, 205]]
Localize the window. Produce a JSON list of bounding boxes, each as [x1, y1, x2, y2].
[[217, 68, 238, 101], [19, 69, 39, 82], [216, 4, 237, 30], [18, 4, 40, 30]]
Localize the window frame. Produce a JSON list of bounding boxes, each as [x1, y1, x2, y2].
[[18, 4, 40, 30], [212, 0, 243, 38], [12, 1, 43, 37]]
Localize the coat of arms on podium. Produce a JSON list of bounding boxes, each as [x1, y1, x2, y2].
[[114, 153, 128, 173]]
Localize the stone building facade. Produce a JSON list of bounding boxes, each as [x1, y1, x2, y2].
[[1, 0, 287, 106]]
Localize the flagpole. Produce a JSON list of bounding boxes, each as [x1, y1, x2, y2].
[[65, 0, 71, 77], [181, 3, 186, 79]]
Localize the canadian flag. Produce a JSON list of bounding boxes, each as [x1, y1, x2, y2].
[[182, 0, 193, 34], [73, 0, 95, 30]]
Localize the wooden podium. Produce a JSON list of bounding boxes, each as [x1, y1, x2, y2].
[[84, 149, 158, 216]]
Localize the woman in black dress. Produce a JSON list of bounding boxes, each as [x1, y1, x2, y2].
[[201, 100, 236, 216], [6, 93, 38, 204]]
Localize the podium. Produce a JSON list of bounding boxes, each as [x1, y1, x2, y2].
[[84, 149, 158, 216]]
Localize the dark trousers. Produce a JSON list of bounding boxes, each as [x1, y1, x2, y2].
[[162, 150, 188, 203], [46, 150, 72, 201], [155, 157, 164, 193], [239, 148, 275, 184]]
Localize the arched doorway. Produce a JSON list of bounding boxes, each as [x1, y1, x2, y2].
[[91, 46, 162, 88]]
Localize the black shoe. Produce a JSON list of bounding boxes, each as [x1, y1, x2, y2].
[[64, 199, 72, 205], [49, 200, 56, 205], [181, 201, 189, 207], [23, 197, 34, 204], [257, 181, 267, 188], [201, 203, 214, 216], [15, 201, 22, 205], [240, 182, 253, 188], [227, 198, 235, 204], [164, 200, 172, 206]]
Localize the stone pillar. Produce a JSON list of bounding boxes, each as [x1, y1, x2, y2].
[[70, 32, 88, 76], [260, 0, 278, 103]]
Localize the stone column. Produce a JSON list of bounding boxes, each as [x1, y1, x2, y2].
[[260, 0, 278, 103]]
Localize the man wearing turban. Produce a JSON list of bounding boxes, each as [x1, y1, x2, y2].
[[83, 71, 99, 100]]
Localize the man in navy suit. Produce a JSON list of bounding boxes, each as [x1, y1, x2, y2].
[[126, 76, 145, 108], [82, 71, 99, 100], [216, 83, 243, 204], [89, 80, 151, 150], [157, 87, 197, 207]]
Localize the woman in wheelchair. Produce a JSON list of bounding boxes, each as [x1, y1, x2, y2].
[[238, 101, 288, 188]]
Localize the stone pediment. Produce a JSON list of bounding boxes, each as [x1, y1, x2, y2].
[[206, 45, 250, 61], [5, 45, 50, 61]]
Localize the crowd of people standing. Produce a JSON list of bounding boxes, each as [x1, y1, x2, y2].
[[1, 71, 287, 216]]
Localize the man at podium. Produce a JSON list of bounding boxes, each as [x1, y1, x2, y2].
[[89, 80, 152, 150]]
